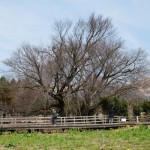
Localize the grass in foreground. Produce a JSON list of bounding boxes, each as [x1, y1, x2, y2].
[[0, 125, 150, 150]]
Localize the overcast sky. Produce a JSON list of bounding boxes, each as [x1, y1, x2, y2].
[[0, 0, 150, 76]]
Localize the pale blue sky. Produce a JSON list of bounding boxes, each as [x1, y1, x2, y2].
[[0, 0, 150, 76]]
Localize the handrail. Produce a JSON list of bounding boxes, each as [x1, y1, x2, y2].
[[0, 115, 150, 126], [0, 115, 126, 125]]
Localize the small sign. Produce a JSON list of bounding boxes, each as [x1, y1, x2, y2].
[[121, 118, 126, 122]]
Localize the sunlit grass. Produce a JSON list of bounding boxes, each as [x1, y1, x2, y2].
[[0, 125, 150, 149]]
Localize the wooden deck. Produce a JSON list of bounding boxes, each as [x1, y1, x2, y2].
[[0, 115, 150, 132]]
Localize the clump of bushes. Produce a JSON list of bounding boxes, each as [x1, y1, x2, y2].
[[100, 97, 150, 116], [100, 97, 128, 116]]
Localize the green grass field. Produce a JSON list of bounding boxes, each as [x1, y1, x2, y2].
[[0, 125, 150, 150]]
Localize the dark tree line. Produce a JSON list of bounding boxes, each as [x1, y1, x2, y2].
[[1, 76, 150, 117], [3, 14, 149, 116]]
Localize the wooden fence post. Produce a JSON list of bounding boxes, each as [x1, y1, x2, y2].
[[136, 116, 139, 124]]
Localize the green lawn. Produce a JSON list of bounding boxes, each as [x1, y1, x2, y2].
[[0, 125, 150, 150]]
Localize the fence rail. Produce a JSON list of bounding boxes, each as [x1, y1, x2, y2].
[[0, 115, 150, 131]]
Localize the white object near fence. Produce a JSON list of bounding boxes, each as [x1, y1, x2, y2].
[[121, 118, 126, 122]]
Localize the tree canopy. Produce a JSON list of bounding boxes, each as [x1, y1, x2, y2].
[[4, 14, 149, 116]]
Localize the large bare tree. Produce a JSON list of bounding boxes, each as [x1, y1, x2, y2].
[[4, 14, 149, 115]]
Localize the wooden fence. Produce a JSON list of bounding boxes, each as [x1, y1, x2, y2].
[[0, 115, 150, 131]]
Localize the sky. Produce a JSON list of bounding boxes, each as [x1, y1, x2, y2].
[[0, 0, 150, 76]]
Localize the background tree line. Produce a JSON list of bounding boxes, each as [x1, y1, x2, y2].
[[1, 14, 150, 116], [0, 76, 150, 117]]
